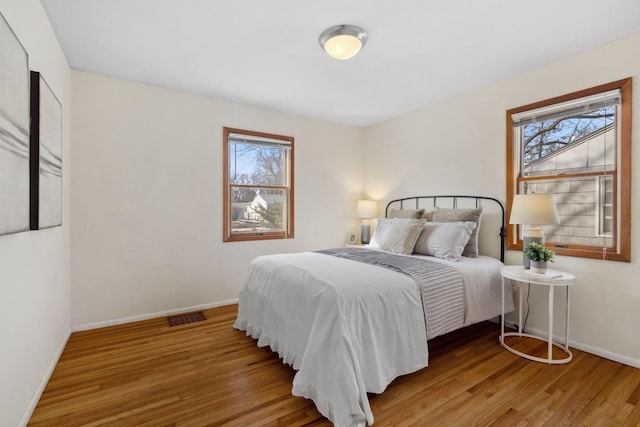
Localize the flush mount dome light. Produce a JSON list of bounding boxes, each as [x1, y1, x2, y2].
[[319, 25, 368, 60]]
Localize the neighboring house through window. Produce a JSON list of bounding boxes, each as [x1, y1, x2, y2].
[[223, 127, 294, 242], [506, 78, 631, 261]]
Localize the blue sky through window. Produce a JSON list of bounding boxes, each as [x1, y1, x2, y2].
[[522, 106, 614, 166]]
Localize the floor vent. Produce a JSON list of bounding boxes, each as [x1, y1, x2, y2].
[[168, 311, 207, 327]]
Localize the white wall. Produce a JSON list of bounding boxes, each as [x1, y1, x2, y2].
[[1, 5, 636, 423], [364, 32, 640, 366], [0, 0, 71, 426], [70, 71, 364, 327]]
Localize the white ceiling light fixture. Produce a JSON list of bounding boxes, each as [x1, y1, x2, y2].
[[319, 25, 368, 60]]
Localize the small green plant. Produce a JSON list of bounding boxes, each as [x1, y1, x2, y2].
[[524, 242, 555, 262]]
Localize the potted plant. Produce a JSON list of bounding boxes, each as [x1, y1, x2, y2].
[[524, 242, 555, 273]]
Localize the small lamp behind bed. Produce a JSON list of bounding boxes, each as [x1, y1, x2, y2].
[[509, 193, 559, 269], [356, 200, 378, 244]]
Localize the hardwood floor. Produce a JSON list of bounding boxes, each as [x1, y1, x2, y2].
[[30, 304, 640, 426]]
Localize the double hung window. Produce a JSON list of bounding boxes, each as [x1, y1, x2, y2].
[[223, 127, 294, 242], [506, 78, 631, 261]]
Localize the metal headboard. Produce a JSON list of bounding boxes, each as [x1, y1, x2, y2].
[[385, 195, 506, 262]]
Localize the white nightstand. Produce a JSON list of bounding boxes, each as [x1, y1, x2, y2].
[[500, 265, 575, 364]]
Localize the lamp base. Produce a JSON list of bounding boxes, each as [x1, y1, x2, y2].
[[361, 223, 371, 244]]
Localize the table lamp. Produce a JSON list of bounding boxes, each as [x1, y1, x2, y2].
[[356, 200, 378, 244], [509, 193, 559, 269]]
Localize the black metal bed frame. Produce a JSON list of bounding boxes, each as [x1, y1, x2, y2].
[[385, 195, 506, 262]]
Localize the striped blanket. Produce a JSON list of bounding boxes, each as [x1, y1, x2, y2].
[[315, 247, 465, 339]]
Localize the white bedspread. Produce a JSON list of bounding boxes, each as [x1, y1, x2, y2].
[[233, 250, 513, 426], [412, 254, 511, 330], [234, 252, 428, 427]]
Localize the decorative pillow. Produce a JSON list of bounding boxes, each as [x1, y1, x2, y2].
[[380, 218, 426, 255], [388, 208, 425, 219], [413, 221, 477, 260], [369, 218, 393, 248], [432, 207, 483, 257]]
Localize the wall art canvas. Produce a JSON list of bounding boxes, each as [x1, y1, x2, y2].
[[0, 12, 30, 236], [30, 71, 62, 230]]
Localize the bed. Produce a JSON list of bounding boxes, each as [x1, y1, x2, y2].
[[233, 195, 514, 427]]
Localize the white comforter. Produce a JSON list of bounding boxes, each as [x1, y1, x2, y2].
[[233, 250, 511, 426]]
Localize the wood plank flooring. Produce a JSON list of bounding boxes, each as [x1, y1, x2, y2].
[[30, 304, 640, 426]]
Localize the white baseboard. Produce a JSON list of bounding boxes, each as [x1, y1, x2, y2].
[[19, 328, 72, 427], [503, 320, 640, 369], [71, 299, 239, 332]]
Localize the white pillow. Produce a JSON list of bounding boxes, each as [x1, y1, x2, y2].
[[369, 218, 393, 248], [432, 207, 482, 258], [380, 219, 426, 255], [413, 221, 477, 260]]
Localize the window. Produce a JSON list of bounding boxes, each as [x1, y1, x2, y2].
[[223, 127, 294, 242], [506, 78, 631, 261]]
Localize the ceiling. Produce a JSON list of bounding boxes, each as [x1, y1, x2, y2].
[[41, 0, 640, 128]]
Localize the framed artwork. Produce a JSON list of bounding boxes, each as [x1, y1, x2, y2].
[[30, 71, 62, 230], [348, 232, 358, 245], [0, 12, 30, 236]]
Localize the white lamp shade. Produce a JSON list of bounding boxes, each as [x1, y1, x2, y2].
[[356, 200, 378, 218], [509, 193, 559, 225]]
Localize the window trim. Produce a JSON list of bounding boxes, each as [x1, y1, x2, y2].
[[223, 127, 294, 242], [506, 78, 631, 262]]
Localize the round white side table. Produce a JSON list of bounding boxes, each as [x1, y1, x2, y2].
[[500, 265, 575, 364]]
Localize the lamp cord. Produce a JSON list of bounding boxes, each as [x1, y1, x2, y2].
[[522, 283, 531, 332]]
